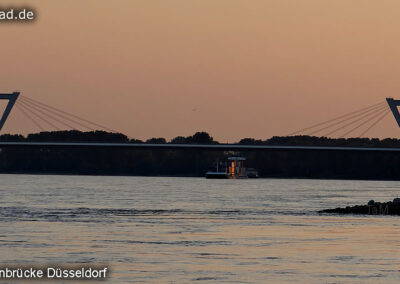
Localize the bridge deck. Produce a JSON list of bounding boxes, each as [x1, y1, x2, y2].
[[0, 142, 399, 152]]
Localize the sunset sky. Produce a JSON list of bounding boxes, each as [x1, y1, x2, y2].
[[2, 0, 400, 141]]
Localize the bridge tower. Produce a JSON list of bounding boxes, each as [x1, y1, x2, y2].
[[386, 98, 400, 128], [0, 92, 19, 131]]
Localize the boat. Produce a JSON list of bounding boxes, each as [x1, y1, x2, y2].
[[246, 168, 259, 178], [205, 157, 258, 179], [205, 171, 230, 179]]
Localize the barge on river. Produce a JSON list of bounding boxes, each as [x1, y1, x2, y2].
[[205, 157, 258, 179]]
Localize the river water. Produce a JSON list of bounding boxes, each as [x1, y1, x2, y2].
[[0, 175, 400, 283]]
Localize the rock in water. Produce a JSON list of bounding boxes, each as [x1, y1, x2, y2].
[[319, 198, 400, 215]]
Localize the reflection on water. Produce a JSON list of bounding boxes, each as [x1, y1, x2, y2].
[[0, 175, 400, 283]]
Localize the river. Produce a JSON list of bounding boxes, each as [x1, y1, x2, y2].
[[0, 175, 400, 283]]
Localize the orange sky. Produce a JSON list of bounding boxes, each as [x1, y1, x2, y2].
[[1, 0, 400, 141]]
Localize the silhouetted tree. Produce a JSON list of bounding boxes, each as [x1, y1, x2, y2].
[[146, 138, 167, 144], [188, 132, 216, 144], [170, 136, 188, 144]]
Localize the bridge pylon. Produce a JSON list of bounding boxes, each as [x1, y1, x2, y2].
[[386, 98, 400, 128], [0, 92, 19, 131]]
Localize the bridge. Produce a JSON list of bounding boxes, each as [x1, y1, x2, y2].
[[0, 141, 399, 153], [1, 92, 400, 152]]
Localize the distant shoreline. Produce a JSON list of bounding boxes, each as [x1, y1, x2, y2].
[[2, 130, 400, 180]]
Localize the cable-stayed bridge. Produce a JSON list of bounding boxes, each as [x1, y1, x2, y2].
[[287, 100, 394, 138], [3, 93, 117, 133], [1, 92, 400, 152]]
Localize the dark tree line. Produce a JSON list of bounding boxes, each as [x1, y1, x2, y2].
[[1, 130, 400, 180]]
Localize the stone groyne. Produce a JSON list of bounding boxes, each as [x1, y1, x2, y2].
[[319, 198, 400, 215]]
